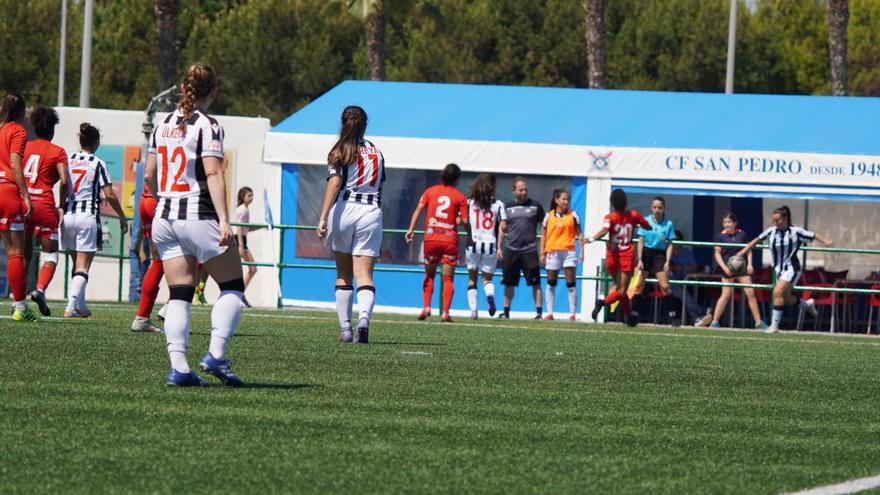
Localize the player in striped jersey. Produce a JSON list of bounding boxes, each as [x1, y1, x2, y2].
[[465, 173, 505, 319], [23, 106, 69, 317], [737, 205, 832, 334], [0, 94, 39, 321], [145, 63, 246, 387], [318, 106, 385, 344], [61, 123, 128, 318]]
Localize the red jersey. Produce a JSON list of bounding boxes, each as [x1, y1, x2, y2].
[[419, 184, 467, 244], [23, 139, 67, 205], [141, 181, 155, 199], [603, 209, 650, 252], [0, 122, 27, 185]]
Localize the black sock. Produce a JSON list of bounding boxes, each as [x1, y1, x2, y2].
[[503, 306, 510, 316], [536, 307, 542, 316]]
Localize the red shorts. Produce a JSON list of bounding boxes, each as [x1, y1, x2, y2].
[[424, 240, 459, 266], [0, 183, 25, 231], [605, 247, 635, 275], [26, 201, 59, 240], [139, 196, 158, 239]]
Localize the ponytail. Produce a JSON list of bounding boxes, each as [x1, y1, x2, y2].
[[328, 106, 367, 169]]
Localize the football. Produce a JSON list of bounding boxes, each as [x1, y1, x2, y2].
[[726, 255, 747, 276]]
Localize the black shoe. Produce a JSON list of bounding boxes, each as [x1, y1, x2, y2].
[[498, 313, 509, 319], [670, 318, 682, 328], [533, 314, 542, 320], [241, 295, 252, 308], [626, 314, 639, 327], [591, 300, 604, 321], [30, 290, 51, 317], [356, 327, 369, 344]]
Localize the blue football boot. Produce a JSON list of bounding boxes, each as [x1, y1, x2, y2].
[[199, 353, 244, 387], [166, 369, 210, 387]]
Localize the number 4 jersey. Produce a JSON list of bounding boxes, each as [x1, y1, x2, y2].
[[149, 109, 225, 220], [23, 138, 68, 206]]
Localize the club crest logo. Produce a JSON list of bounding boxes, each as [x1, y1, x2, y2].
[[589, 151, 613, 171]]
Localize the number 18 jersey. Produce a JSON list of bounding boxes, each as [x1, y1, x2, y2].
[[149, 109, 225, 221], [468, 198, 506, 252]]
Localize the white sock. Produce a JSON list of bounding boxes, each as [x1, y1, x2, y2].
[[483, 281, 495, 300], [12, 300, 26, 311], [335, 285, 353, 330], [67, 273, 87, 311], [568, 285, 577, 315], [77, 277, 88, 310], [546, 284, 556, 314], [209, 290, 243, 360], [467, 287, 478, 311], [165, 299, 192, 373], [771, 309, 783, 328], [357, 286, 376, 328]]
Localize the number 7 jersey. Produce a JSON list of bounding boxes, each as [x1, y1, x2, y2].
[[149, 109, 225, 220]]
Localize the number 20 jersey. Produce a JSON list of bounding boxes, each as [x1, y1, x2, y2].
[[602, 210, 650, 253], [149, 109, 225, 221]]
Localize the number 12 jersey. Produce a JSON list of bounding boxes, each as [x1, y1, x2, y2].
[[149, 109, 225, 221]]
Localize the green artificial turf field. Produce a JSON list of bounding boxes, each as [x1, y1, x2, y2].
[[2, 304, 879, 494]]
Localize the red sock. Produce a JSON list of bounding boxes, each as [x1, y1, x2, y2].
[[620, 295, 632, 316], [36, 262, 56, 291], [441, 274, 454, 314], [7, 254, 26, 302], [422, 275, 434, 308], [137, 260, 164, 318], [604, 289, 621, 305]]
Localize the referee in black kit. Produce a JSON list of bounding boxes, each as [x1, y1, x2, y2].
[[498, 177, 544, 319]]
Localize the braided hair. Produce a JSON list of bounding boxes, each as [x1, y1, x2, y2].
[[177, 63, 217, 133]]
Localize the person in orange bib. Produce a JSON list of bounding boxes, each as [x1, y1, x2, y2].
[[405, 163, 470, 322], [540, 189, 583, 321]]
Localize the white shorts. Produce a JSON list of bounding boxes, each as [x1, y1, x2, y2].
[[152, 217, 228, 263], [326, 201, 382, 257], [545, 249, 577, 271], [61, 213, 99, 252], [466, 251, 498, 274], [777, 266, 803, 285]]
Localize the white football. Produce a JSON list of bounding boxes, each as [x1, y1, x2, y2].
[[726, 255, 746, 276]]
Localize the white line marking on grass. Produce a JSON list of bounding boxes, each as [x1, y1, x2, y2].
[[236, 312, 880, 348], [400, 351, 432, 356], [781, 474, 880, 495], [0, 315, 89, 323]]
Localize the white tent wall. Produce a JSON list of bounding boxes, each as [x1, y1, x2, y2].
[[37, 107, 273, 307]]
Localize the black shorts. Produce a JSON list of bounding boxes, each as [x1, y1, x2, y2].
[[641, 248, 667, 274], [502, 249, 541, 286]]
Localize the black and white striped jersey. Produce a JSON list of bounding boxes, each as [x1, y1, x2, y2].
[[759, 225, 816, 274], [149, 109, 225, 221], [65, 151, 111, 215], [327, 139, 385, 207]]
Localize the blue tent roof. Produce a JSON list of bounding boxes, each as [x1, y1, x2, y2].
[[273, 81, 880, 156]]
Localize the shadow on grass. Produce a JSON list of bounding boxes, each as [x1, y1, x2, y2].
[[243, 383, 318, 390], [370, 341, 447, 346], [190, 331, 262, 338]]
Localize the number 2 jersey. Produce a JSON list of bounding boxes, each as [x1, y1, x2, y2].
[[23, 138, 68, 206], [65, 151, 111, 215], [149, 109, 225, 220], [419, 184, 467, 244], [327, 138, 385, 207], [467, 198, 506, 254], [602, 209, 650, 253]]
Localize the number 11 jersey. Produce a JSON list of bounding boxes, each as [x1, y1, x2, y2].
[[149, 109, 225, 221]]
